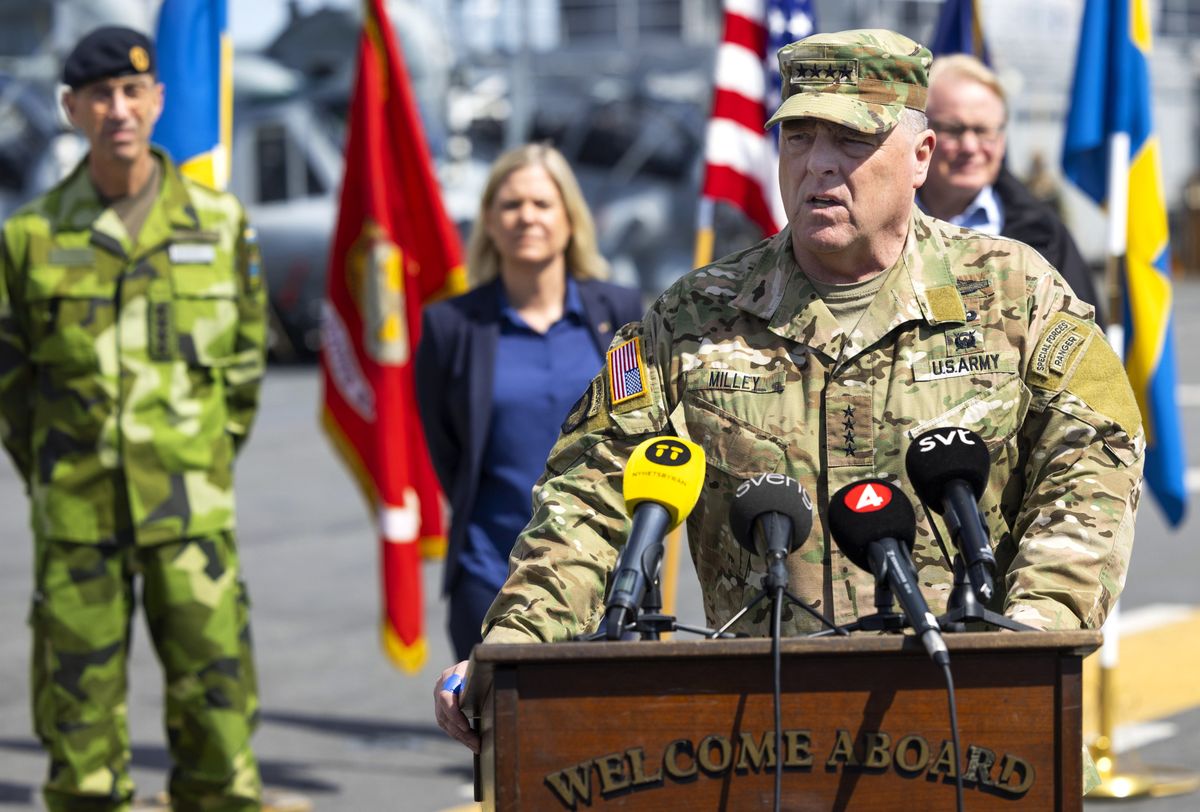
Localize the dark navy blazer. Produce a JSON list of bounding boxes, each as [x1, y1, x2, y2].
[[415, 277, 644, 595]]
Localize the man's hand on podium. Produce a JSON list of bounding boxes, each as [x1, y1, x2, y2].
[[434, 661, 480, 753]]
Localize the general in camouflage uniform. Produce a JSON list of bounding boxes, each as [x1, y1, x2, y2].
[[476, 28, 1142, 643], [0, 28, 266, 812], [434, 30, 1144, 768]]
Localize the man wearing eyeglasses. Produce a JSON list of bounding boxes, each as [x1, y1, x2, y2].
[[919, 54, 1102, 325]]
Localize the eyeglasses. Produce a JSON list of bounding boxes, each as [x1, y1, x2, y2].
[[929, 120, 1005, 145]]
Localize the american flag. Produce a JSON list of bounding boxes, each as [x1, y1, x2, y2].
[[700, 0, 818, 237], [608, 338, 645, 404]]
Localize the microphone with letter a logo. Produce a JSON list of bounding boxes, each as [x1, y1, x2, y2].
[[828, 479, 949, 666], [843, 480, 892, 513]]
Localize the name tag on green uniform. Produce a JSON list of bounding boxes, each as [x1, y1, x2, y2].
[[687, 368, 785, 394], [913, 352, 1016, 381], [48, 247, 96, 265], [169, 243, 216, 264]]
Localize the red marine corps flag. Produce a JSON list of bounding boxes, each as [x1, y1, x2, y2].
[[320, 0, 466, 672]]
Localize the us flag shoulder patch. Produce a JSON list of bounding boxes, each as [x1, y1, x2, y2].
[[607, 337, 647, 406]]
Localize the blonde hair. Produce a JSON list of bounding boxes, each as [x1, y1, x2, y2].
[[928, 54, 1008, 118], [466, 143, 610, 287]]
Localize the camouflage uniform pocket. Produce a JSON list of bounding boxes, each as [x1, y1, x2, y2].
[[684, 392, 787, 479], [904, 374, 1030, 457], [27, 589, 56, 744], [235, 576, 259, 712], [24, 266, 115, 369], [170, 265, 239, 367]]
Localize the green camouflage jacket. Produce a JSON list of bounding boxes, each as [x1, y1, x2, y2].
[[0, 147, 266, 544], [483, 209, 1144, 643]]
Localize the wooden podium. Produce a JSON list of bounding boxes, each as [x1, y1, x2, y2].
[[462, 631, 1099, 810]]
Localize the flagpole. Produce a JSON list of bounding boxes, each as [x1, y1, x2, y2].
[[658, 197, 720, 631], [694, 197, 716, 268], [1086, 132, 1199, 800]]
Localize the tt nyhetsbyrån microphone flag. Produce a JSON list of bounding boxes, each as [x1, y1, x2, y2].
[[701, 0, 817, 237], [929, 0, 991, 63], [320, 0, 466, 672], [1062, 0, 1186, 525], [152, 0, 232, 189]]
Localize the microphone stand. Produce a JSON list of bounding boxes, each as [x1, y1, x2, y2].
[[938, 555, 1032, 632], [810, 578, 908, 637], [713, 529, 842, 812], [577, 567, 737, 641], [714, 548, 846, 638], [582, 579, 737, 640]]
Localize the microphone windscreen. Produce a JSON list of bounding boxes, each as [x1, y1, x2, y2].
[[623, 436, 706, 530], [729, 474, 814, 555], [827, 479, 916, 573], [905, 427, 990, 510]]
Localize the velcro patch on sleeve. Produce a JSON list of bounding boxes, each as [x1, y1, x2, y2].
[[1065, 337, 1144, 436], [607, 336, 649, 410], [1031, 313, 1093, 386]]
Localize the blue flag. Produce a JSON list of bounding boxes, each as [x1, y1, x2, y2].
[[930, 0, 990, 63], [767, 0, 819, 105], [1063, 0, 1187, 525], [152, 0, 231, 189]]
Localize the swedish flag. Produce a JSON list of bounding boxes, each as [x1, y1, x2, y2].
[[152, 0, 232, 190], [1063, 0, 1187, 525]]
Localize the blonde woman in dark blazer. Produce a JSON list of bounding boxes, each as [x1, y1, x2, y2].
[[416, 144, 643, 660]]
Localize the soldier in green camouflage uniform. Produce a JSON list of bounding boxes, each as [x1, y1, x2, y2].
[[435, 30, 1143, 763], [0, 28, 266, 811]]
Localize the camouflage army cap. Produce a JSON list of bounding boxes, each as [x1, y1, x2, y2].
[[765, 29, 931, 134]]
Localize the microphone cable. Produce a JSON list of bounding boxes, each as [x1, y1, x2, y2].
[[917, 491, 956, 572], [771, 584, 784, 812], [940, 661, 965, 812]]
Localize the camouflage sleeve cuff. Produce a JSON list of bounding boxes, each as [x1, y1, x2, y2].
[[481, 627, 543, 646], [1004, 599, 1083, 631]]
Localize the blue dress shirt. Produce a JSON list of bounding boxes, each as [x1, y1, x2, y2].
[[460, 277, 604, 590], [919, 184, 1005, 235]]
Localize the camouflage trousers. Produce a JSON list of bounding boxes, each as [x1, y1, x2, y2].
[[30, 532, 261, 812]]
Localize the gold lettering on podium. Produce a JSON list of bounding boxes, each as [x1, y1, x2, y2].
[[541, 728, 1037, 808]]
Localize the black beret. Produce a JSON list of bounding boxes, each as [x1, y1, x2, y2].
[[63, 26, 156, 90]]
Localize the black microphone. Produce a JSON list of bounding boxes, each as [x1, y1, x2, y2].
[[729, 473, 814, 590], [905, 427, 996, 603], [828, 479, 949, 666]]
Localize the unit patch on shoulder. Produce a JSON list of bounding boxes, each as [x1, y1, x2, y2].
[[1031, 313, 1093, 384], [607, 336, 648, 407], [561, 374, 603, 433]]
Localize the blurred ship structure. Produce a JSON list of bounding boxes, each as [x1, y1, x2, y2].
[[1, 0, 1198, 359]]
